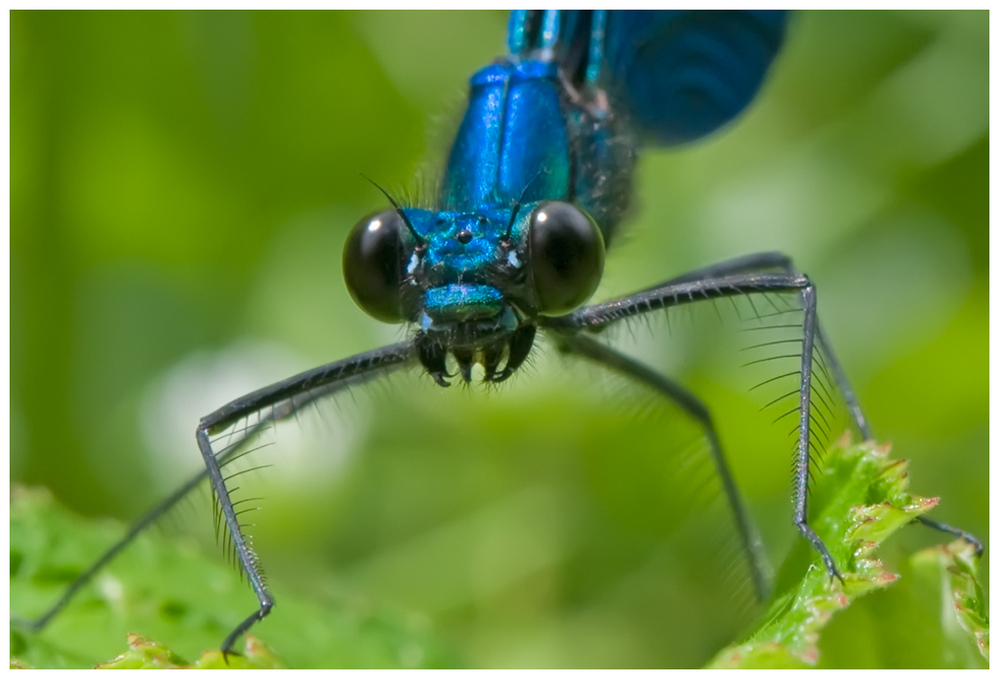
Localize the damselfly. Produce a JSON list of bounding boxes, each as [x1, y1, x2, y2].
[[12, 10, 987, 667]]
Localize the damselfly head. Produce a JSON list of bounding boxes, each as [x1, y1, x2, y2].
[[344, 200, 603, 386]]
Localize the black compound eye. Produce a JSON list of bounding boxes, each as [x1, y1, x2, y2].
[[527, 202, 605, 315], [343, 210, 407, 323]]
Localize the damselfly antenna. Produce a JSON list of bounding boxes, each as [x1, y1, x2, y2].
[[362, 173, 425, 246]]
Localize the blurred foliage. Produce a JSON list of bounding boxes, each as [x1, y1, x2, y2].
[[10, 487, 456, 668], [10, 10, 988, 668], [911, 541, 990, 665]]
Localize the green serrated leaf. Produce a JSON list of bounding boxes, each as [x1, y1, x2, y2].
[[95, 634, 193, 669], [708, 436, 981, 669], [93, 633, 281, 669]]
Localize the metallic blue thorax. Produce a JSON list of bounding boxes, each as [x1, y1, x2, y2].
[[441, 61, 570, 215], [438, 55, 634, 246]]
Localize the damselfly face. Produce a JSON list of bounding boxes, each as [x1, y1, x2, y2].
[[343, 200, 605, 384]]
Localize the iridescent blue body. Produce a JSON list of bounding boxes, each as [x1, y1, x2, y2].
[[389, 10, 787, 380]]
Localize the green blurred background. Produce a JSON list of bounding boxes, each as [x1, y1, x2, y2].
[[11, 10, 988, 668]]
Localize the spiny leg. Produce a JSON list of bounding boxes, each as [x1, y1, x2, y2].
[[541, 268, 843, 578], [777, 261, 981, 553], [13, 341, 417, 654], [196, 426, 273, 654], [647, 252, 983, 555], [789, 285, 840, 580], [196, 341, 416, 654], [554, 331, 772, 601]]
